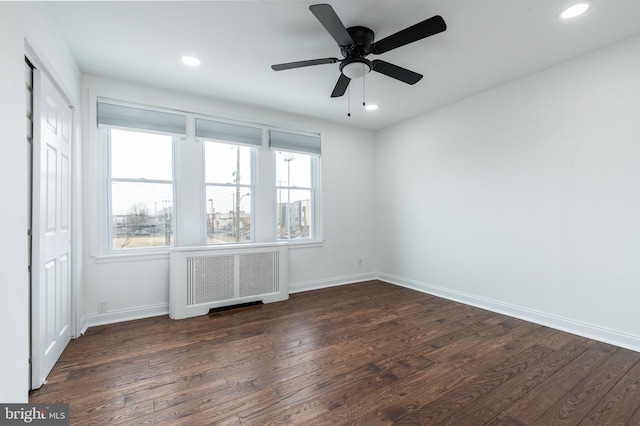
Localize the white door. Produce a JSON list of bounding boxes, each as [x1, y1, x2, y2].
[[31, 69, 72, 389]]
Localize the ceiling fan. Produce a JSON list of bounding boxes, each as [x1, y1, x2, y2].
[[271, 4, 446, 98]]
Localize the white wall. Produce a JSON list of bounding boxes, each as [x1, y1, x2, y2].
[[0, 3, 29, 403], [81, 76, 376, 327], [376, 34, 640, 350], [23, 3, 81, 104], [0, 2, 80, 401], [23, 1, 84, 337]]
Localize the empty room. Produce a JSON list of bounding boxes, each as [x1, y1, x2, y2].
[[2, 1, 640, 424]]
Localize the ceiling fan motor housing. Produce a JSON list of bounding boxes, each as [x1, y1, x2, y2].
[[342, 26, 375, 57]]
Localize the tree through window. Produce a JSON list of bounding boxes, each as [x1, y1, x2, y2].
[[107, 129, 176, 250]]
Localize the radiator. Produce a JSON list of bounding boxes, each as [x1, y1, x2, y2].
[[169, 243, 288, 319]]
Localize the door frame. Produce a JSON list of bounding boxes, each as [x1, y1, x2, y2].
[[26, 43, 80, 389]]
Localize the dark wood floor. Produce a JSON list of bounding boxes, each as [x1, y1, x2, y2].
[[30, 280, 640, 425]]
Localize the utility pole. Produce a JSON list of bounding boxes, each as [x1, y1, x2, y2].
[[208, 198, 214, 237], [283, 154, 295, 238], [235, 146, 241, 242]]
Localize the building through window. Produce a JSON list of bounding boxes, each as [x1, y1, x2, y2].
[[271, 129, 321, 241]]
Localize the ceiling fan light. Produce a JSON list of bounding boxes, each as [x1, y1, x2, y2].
[[341, 61, 371, 79], [365, 104, 378, 111], [560, 3, 590, 19]]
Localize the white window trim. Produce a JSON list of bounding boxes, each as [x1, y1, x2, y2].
[[200, 139, 257, 246], [102, 127, 179, 254], [273, 150, 323, 244], [89, 93, 324, 259]]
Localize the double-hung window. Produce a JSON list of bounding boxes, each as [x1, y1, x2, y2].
[[196, 118, 261, 244], [98, 101, 184, 251], [97, 100, 322, 250], [270, 130, 321, 241]]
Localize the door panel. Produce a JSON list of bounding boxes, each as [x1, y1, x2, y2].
[[60, 155, 69, 230], [46, 145, 57, 231], [31, 70, 72, 389]]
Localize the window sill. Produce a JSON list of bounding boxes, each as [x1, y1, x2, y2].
[[92, 250, 170, 264], [92, 240, 324, 263], [281, 240, 324, 249]]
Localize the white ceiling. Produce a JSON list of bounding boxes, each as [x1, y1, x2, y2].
[[44, 0, 640, 130]]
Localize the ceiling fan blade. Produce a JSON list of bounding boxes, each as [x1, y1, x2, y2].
[[372, 60, 423, 85], [271, 58, 340, 71], [331, 73, 351, 97], [370, 15, 446, 54], [309, 4, 355, 47]]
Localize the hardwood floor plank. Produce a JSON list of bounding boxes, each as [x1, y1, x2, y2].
[[28, 280, 640, 426], [351, 319, 583, 423], [495, 340, 619, 424], [440, 336, 595, 425], [312, 385, 399, 425], [123, 374, 215, 408], [579, 357, 640, 425], [211, 415, 243, 426], [393, 341, 555, 424], [532, 348, 640, 425], [625, 405, 640, 425], [377, 362, 478, 422], [147, 384, 279, 425], [241, 398, 329, 426], [150, 377, 232, 413]]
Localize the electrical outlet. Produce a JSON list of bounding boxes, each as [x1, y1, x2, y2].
[[357, 258, 363, 267], [98, 300, 108, 314]]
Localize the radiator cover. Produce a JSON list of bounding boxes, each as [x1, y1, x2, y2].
[[169, 243, 288, 319]]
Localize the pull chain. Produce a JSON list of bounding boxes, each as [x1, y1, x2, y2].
[[347, 87, 351, 117], [362, 65, 366, 107]]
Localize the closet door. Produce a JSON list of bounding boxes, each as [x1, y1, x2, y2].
[[31, 69, 72, 389]]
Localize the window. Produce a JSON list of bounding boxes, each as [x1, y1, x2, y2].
[[275, 151, 317, 240], [204, 141, 254, 244], [270, 130, 321, 241], [106, 129, 176, 250], [96, 99, 322, 253], [98, 100, 184, 251], [196, 117, 261, 245]]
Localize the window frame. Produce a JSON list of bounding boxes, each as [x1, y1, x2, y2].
[[273, 149, 322, 243], [201, 139, 257, 245], [92, 96, 324, 258], [103, 127, 179, 253]]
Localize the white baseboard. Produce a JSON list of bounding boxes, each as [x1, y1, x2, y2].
[[377, 272, 640, 353], [79, 273, 377, 333], [80, 303, 169, 334], [288, 272, 377, 294], [76, 273, 640, 353]]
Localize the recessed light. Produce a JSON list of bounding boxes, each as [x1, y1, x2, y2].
[[560, 3, 590, 19], [365, 104, 378, 111], [181, 55, 201, 67]]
